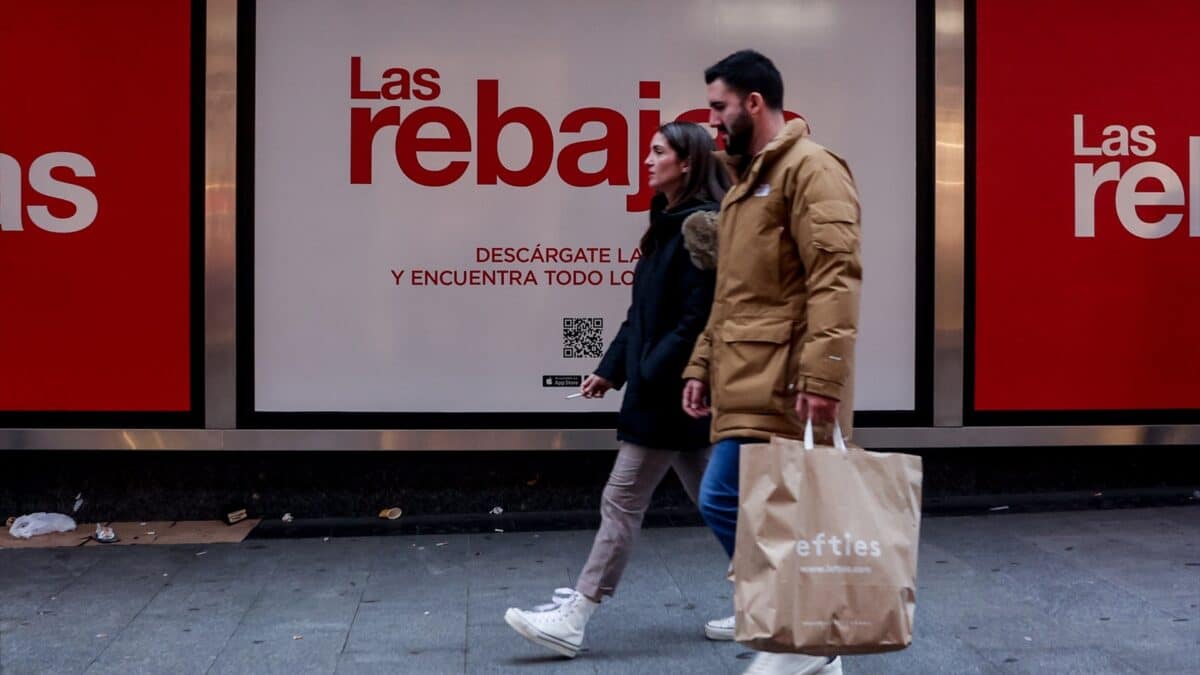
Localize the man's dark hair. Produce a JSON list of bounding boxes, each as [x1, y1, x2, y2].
[[704, 50, 784, 110]]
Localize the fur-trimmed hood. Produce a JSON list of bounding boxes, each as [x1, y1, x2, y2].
[[681, 209, 719, 271]]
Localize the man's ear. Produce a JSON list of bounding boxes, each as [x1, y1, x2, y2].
[[745, 92, 764, 116]]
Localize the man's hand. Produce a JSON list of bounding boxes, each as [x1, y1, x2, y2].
[[682, 379, 711, 418], [581, 374, 613, 398], [796, 392, 839, 425]]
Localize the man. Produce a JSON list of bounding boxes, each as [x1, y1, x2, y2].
[[682, 50, 861, 675]]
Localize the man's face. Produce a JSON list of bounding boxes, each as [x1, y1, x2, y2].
[[707, 78, 754, 156]]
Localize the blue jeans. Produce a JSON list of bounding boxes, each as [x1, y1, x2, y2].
[[698, 437, 756, 558]]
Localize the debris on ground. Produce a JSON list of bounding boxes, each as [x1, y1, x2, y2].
[[494, 528, 504, 533], [195, 551, 208, 557], [73, 494, 84, 513], [526, 475, 540, 486], [281, 513, 294, 523], [9, 513, 77, 539], [379, 507, 402, 520], [292, 635, 303, 641], [94, 524, 119, 543], [988, 506, 1010, 512], [225, 508, 248, 525]]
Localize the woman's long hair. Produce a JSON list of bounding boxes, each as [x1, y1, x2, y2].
[[640, 122, 732, 254]]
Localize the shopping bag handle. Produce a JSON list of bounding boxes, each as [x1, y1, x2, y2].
[[803, 416, 848, 453]]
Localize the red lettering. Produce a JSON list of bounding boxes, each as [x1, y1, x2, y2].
[[413, 68, 441, 101], [381, 67, 413, 100], [625, 82, 661, 213], [609, 269, 633, 285], [350, 106, 401, 184], [349, 76, 806, 211], [350, 56, 380, 99], [557, 108, 629, 187], [395, 106, 471, 187], [476, 80, 554, 187]]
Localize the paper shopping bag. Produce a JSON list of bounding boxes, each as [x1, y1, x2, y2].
[[732, 421, 922, 655]]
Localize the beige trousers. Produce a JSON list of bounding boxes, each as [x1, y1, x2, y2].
[[575, 441, 711, 600]]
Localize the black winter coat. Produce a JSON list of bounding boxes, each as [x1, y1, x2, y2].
[[594, 197, 717, 450]]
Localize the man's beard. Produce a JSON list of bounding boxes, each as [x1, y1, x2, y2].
[[722, 110, 754, 156]]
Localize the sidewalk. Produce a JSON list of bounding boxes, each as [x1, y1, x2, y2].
[[1, 506, 1197, 674]]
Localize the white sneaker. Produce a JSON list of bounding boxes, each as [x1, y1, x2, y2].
[[504, 588, 599, 658], [743, 652, 843, 675], [705, 614, 736, 640]]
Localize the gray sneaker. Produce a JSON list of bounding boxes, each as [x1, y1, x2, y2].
[[704, 614, 736, 641]]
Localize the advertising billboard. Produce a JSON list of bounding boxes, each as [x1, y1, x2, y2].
[[972, 0, 1200, 421], [0, 0, 202, 425], [244, 0, 929, 426]]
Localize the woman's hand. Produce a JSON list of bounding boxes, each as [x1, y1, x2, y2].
[[581, 374, 614, 398]]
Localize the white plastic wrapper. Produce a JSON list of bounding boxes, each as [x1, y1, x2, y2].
[[8, 513, 77, 539]]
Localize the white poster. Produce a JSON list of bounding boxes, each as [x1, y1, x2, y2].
[[253, 0, 918, 413]]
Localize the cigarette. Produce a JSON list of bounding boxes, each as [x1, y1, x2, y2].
[[565, 392, 584, 399]]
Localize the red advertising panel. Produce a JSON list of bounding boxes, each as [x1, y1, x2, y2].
[[973, 0, 1200, 415], [0, 1, 199, 418]]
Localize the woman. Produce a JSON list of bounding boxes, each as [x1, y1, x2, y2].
[[504, 122, 730, 658]]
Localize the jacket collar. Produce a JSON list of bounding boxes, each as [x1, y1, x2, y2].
[[724, 119, 811, 203]]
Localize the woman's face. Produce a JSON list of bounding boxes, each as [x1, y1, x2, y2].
[[644, 132, 688, 197]]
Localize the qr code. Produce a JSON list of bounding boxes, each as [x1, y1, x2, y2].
[[562, 317, 604, 358]]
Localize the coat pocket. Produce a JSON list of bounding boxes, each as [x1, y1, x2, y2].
[[808, 200, 860, 254], [714, 318, 794, 414]]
